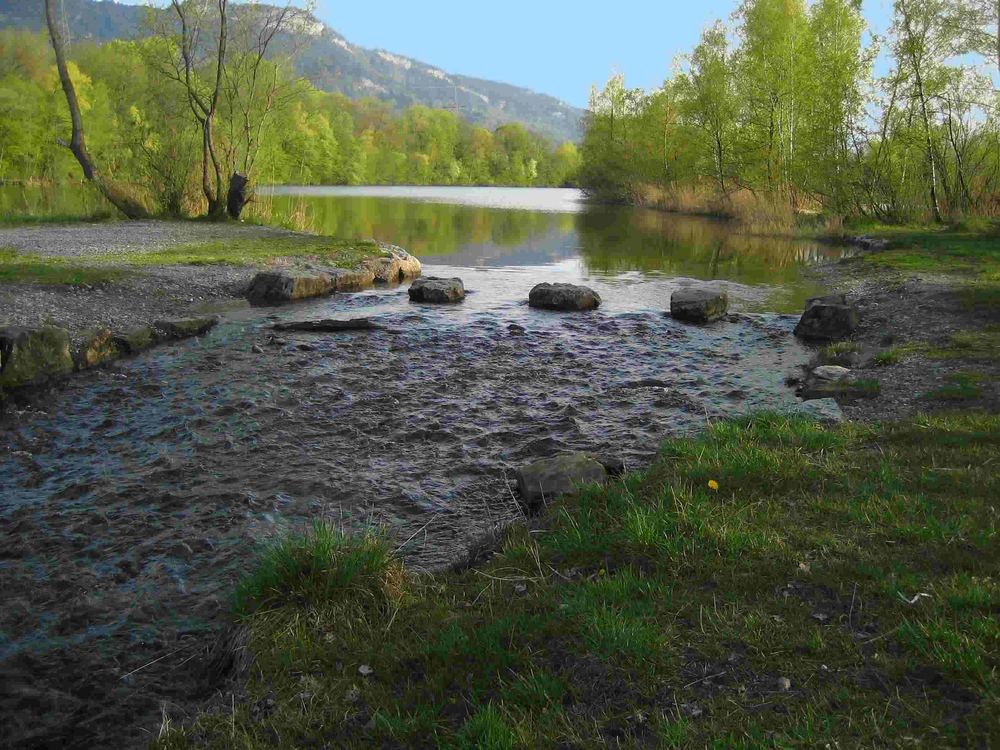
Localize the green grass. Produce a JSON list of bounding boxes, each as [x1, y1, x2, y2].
[[111, 236, 381, 268], [154, 412, 1000, 749], [0, 235, 382, 285], [924, 373, 988, 402], [0, 248, 125, 286], [849, 226, 1000, 312], [0, 210, 117, 226], [872, 327, 1000, 367]]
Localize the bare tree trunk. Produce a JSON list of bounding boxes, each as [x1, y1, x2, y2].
[[44, 0, 150, 219]]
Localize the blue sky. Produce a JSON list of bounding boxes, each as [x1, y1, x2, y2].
[[302, 0, 897, 107], [123, 0, 897, 108]]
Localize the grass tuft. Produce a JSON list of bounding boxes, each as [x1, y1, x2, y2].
[[233, 524, 403, 616]]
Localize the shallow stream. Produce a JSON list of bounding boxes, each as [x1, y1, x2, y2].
[[0, 187, 848, 748]]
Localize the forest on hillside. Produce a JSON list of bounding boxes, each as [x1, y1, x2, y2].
[[0, 28, 581, 217], [580, 0, 1000, 226]]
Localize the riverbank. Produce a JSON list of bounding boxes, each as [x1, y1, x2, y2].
[[148, 228, 999, 749], [0, 220, 412, 394]]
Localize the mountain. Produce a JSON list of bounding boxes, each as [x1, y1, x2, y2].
[[0, 0, 584, 143]]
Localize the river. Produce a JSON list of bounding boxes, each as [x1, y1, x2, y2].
[[0, 187, 849, 748]]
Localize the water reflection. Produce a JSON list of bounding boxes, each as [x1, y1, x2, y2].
[[257, 187, 849, 312]]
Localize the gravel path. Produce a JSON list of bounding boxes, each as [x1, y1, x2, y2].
[[0, 219, 299, 258]]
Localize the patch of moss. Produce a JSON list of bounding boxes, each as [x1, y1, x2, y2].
[[0, 248, 125, 286], [0, 326, 74, 388]]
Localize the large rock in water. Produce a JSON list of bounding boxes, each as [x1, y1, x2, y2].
[[528, 283, 601, 311], [0, 326, 74, 389], [246, 270, 334, 306], [671, 287, 729, 323], [516, 453, 608, 512], [794, 294, 859, 342], [409, 277, 465, 303]]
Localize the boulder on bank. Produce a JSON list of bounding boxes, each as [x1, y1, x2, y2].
[[246, 270, 334, 306], [0, 326, 73, 389], [516, 453, 608, 512], [794, 294, 859, 342], [154, 317, 219, 340], [74, 328, 120, 371], [671, 286, 729, 323], [329, 267, 376, 291], [528, 283, 601, 311], [365, 244, 422, 283], [798, 364, 878, 400], [272, 318, 383, 333], [409, 277, 465, 304], [113, 325, 156, 355]]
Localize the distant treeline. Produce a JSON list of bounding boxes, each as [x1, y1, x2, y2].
[[580, 0, 1000, 226], [0, 30, 581, 216]]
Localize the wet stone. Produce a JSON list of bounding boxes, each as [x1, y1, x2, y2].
[[408, 277, 466, 304], [154, 317, 219, 340], [516, 453, 608, 512], [246, 270, 334, 306], [671, 286, 729, 323], [528, 283, 601, 311], [0, 326, 74, 389]]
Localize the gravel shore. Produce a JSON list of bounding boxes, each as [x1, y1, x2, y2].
[[0, 219, 298, 258], [1, 221, 318, 341]]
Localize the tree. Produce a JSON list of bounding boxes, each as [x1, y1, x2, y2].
[[43, 0, 150, 218], [150, 0, 306, 219]]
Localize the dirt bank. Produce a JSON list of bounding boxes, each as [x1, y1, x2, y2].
[[805, 253, 1000, 420]]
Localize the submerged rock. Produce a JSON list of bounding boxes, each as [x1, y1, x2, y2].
[[794, 294, 859, 342], [528, 283, 601, 311], [272, 318, 383, 333], [154, 317, 219, 340], [671, 286, 729, 323], [516, 453, 608, 512], [0, 326, 73, 389], [408, 277, 466, 304], [246, 270, 334, 306]]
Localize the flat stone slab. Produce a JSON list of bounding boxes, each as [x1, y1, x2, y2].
[[671, 287, 729, 323], [153, 317, 219, 339], [409, 277, 465, 303], [528, 283, 601, 311], [272, 318, 383, 333], [516, 453, 608, 512]]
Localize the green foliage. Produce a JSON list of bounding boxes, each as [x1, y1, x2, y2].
[[155, 412, 1000, 748], [0, 29, 579, 220], [579, 0, 1000, 225]]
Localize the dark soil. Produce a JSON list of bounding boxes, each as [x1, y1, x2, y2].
[[805, 257, 1000, 420]]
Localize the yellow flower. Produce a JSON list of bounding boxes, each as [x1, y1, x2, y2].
[[708, 480, 720, 491]]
